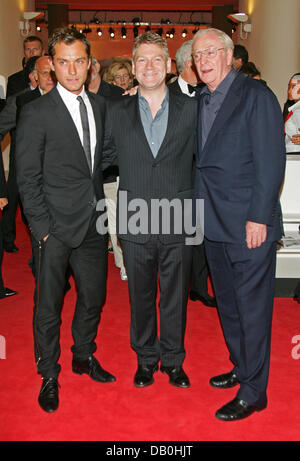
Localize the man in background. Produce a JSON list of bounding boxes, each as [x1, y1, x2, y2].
[[232, 44, 248, 71], [6, 36, 44, 97]]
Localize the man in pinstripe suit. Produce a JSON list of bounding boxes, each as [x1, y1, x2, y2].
[[104, 32, 198, 388]]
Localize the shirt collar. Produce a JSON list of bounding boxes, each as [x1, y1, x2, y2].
[[57, 82, 87, 103], [201, 68, 238, 97], [138, 85, 169, 108]]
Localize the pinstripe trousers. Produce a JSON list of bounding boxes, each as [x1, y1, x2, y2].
[[121, 235, 192, 366]]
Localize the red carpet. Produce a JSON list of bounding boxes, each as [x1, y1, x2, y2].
[[0, 212, 300, 442]]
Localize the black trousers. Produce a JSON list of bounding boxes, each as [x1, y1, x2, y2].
[[31, 212, 108, 378], [121, 236, 192, 366], [190, 242, 209, 295], [0, 218, 5, 294], [205, 238, 277, 407], [2, 150, 19, 245]]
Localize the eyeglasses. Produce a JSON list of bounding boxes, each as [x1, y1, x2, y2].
[[192, 47, 224, 62]]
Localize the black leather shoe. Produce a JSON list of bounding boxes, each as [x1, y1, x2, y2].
[[134, 364, 158, 387], [72, 356, 116, 383], [38, 377, 59, 413], [215, 397, 266, 421], [190, 290, 217, 307], [0, 288, 18, 299], [4, 243, 19, 253], [161, 365, 190, 388], [209, 371, 239, 389]]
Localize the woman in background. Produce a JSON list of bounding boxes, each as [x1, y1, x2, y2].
[[103, 59, 134, 91]]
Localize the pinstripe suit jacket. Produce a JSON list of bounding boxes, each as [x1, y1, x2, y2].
[[103, 90, 198, 244]]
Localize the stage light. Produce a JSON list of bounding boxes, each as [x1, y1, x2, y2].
[[121, 26, 127, 39], [133, 26, 139, 37], [169, 28, 175, 38], [97, 28, 102, 36], [109, 27, 115, 38], [182, 29, 187, 38]]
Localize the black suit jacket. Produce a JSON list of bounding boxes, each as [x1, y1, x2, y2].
[[16, 86, 41, 119], [97, 79, 124, 99], [6, 70, 28, 98], [16, 86, 106, 247], [104, 90, 198, 244], [195, 72, 286, 244], [96, 80, 123, 183], [0, 100, 7, 198]]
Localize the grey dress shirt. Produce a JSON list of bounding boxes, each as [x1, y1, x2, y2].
[[201, 68, 238, 148], [138, 88, 169, 158]]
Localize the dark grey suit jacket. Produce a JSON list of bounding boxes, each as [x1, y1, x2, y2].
[[104, 90, 198, 244], [16, 86, 106, 247]]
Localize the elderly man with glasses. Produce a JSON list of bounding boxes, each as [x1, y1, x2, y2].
[[192, 28, 286, 421]]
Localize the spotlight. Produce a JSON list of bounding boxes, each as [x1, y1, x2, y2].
[[109, 27, 115, 38], [97, 27, 102, 36], [133, 26, 139, 38], [157, 28, 163, 36], [121, 26, 127, 39], [169, 28, 175, 39], [145, 25, 151, 32], [182, 29, 187, 38], [132, 17, 141, 26], [36, 25, 41, 32]]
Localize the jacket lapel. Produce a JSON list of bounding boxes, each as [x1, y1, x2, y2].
[[156, 90, 183, 161], [126, 94, 155, 159], [49, 87, 92, 176], [200, 73, 244, 158]]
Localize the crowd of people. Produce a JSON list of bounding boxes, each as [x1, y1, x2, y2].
[[0, 26, 298, 422]]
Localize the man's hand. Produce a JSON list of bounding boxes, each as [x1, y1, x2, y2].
[[246, 221, 267, 249], [0, 197, 8, 210], [123, 85, 138, 96], [291, 129, 300, 145]]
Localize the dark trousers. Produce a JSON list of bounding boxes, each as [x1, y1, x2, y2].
[[121, 236, 192, 366], [31, 212, 108, 378], [0, 218, 5, 293], [190, 242, 209, 295], [2, 150, 19, 245], [205, 238, 277, 407]]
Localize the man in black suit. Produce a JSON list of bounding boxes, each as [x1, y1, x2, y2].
[[169, 40, 216, 308], [0, 56, 40, 253], [16, 55, 56, 112], [0, 99, 17, 299], [6, 36, 44, 98], [16, 28, 115, 413], [192, 28, 285, 421], [104, 32, 198, 389]]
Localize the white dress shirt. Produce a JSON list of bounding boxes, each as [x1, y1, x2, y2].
[[57, 82, 97, 170], [177, 75, 195, 97], [285, 100, 300, 153]]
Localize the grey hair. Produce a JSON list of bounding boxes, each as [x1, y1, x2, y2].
[[175, 40, 193, 74], [91, 56, 99, 66], [192, 28, 234, 51]]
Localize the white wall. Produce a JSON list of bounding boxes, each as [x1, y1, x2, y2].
[[239, 0, 300, 108]]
